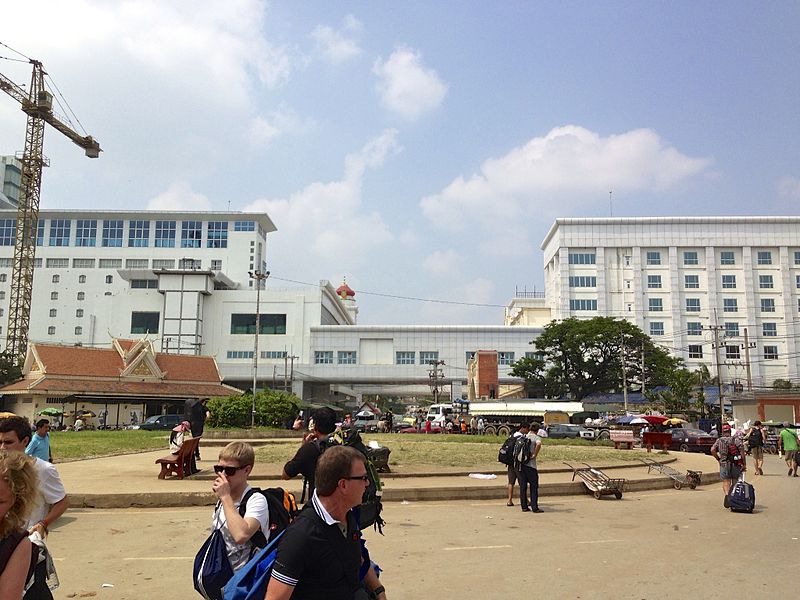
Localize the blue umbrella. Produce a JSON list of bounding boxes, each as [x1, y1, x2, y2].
[[614, 415, 638, 424]]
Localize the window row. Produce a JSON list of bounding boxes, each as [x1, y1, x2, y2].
[[648, 298, 778, 313], [313, 351, 359, 365], [229, 314, 287, 335], [568, 249, 800, 268], [687, 344, 780, 361]]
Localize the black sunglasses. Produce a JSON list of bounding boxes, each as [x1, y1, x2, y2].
[[344, 474, 370, 482], [213, 465, 246, 476]]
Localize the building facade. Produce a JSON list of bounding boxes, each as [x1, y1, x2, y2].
[[0, 156, 21, 206], [539, 217, 800, 389]]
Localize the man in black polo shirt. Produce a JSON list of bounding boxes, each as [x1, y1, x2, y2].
[[281, 407, 336, 497], [266, 446, 387, 600]]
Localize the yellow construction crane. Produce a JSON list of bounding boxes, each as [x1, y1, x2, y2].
[[0, 58, 101, 361]]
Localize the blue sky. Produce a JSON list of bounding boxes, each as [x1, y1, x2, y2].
[[1, 1, 798, 325]]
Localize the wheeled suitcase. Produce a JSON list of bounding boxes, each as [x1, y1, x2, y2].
[[726, 473, 755, 513]]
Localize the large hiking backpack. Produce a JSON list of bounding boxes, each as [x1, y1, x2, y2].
[[497, 434, 517, 466], [513, 436, 532, 468], [239, 487, 299, 549], [310, 428, 385, 533], [726, 441, 743, 467], [747, 428, 763, 448]]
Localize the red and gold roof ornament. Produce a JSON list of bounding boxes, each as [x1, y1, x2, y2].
[[336, 278, 355, 299]]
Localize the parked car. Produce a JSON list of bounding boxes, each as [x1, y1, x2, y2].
[[352, 414, 381, 433], [139, 414, 183, 431], [546, 423, 595, 440], [665, 427, 715, 453], [398, 424, 442, 434]]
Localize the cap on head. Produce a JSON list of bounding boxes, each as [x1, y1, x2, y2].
[[722, 424, 732, 433]]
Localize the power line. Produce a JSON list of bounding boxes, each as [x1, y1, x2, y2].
[[0, 41, 30, 61]]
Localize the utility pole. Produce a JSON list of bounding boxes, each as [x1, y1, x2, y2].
[[283, 354, 289, 392], [641, 341, 646, 396], [248, 269, 269, 427], [743, 328, 755, 392], [428, 360, 445, 404], [288, 354, 299, 394], [619, 335, 628, 412], [707, 316, 725, 426]]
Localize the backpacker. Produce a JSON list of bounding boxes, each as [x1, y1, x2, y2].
[[726, 441, 743, 467], [498, 434, 517, 466], [747, 428, 763, 448], [309, 428, 385, 533], [513, 435, 532, 468], [239, 487, 299, 549], [725, 473, 755, 513]]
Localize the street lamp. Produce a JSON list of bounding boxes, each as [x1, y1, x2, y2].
[[248, 270, 270, 427]]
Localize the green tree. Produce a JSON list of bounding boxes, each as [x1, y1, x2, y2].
[[207, 389, 300, 428], [511, 317, 681, 400], [0, 351, 22, 386], [773, 378, 793, 390], [644, 367, 695, 414]]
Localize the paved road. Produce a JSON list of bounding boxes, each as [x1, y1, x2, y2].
[[49, 462, 799, 600]]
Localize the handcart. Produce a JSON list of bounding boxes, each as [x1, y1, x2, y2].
[[563, 462, 625, 500], [639, 457, 701, 490]]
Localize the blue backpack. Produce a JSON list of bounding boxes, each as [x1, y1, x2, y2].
[[193, 528, 233, 600], [223, 531, 285, 600]]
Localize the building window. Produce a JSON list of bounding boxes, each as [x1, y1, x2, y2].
[[759, 275, 774, 289], [47, 326, 55, 335], [720, 251, 735, 265], [756, 251, 772, 265], [650, 322, 664, 336], [0, 274, 6, 283], [131, 279, 158, 289], [102, 220, 123, 247], [465, 351, 476, 364], [49, 309, 57, 317], [50, 291, 58, 300], [48, 219, 71, 246], [211, 260, 223, 270], [0, 259, 9, 268], [761, 298, 775, 313], [764, 346, 779, 360], [51, 274, 59, 283], [684, 275, 699, 289], [261, 351, 287, 359], [338, 351, 357, 365], [230, 313, 287, 334], [568, 253, 596, 265], [78, 275, 86, 284], [498, 352, 515, 365], [74, 326, 82, 335], [226, 350, 254, 359], [0, 291, 4, 300], [130, 311, 160, 334], [75, 219, 97, 247], [646, 251, 661, 265], [127, 220, 150, 247], [685, 298, 700, 312], [74, 292, 84, 302], [235, 221, 255, 232], [105, 275, 113, 284], [568, 276, 597, 287], [36, 219, 44, 246], [72, 259, 95, 269], [795, 251, 800, 265], [181, 221, 202, 248], [0, 219, 16, 246], [45, 258, 68, 269], [725, 345, 741, 360], [648, 298, 663, 312], [154, 220, 176, 248], [688, 345, 703, 359], [723, 298, 738, 313], [763, 323, 777, 337], [419, 351, 439, 363], [796, 275, 800, 289], [721, 275, 736, 289], [125, 259, 149, 269], [207, 222, 229, 248], [179, 258, 201, 270], [647, 275, 662, 289], [314, 351, 333, 364], [396, 351, 415, 365], [569, 299, 597, 311], [76, 309, 84, 318], [152, 259, 175, 269], [724, 322, 739, 337], [683, 251, 699, 265], [687, 322, 703, 336]]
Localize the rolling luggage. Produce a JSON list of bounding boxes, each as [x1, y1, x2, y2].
[[726, 473, 755, 513]]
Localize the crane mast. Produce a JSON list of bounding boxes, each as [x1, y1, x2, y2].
[[0, 59, 100, 361]]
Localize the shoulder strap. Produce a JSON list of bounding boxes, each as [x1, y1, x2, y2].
[[237, 488, 268, 550]]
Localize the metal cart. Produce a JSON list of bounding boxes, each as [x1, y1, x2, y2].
[[639, 457, 701, 490], [563, 462, 625, 499]]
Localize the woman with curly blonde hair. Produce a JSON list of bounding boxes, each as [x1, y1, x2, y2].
[[0, 449, 39, 597]]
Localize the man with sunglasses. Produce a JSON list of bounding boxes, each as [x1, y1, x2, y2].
[[211, 442, 269, 572], [266, 446, 387, 600]]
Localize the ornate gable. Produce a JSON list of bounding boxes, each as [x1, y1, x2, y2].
[[119, 339, 165, 380]]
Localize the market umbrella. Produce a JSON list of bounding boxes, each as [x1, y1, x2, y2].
[[0, 411, 17, 419], [614, 415, 639, 424], [79, 410, 97, 418], [662, 417, 688, 426], [641, 415, 668, 425], [630, 417, 650, 425], [38, 408, 63, 417]]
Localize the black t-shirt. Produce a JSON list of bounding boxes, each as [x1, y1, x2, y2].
[[270, 501, 363, 599], [283, 440, 322, 491], [184, 399, 206, 428]]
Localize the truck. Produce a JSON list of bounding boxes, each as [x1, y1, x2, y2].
[[426, 400, 585, 437]]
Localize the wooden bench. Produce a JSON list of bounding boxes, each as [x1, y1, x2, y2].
[[610, 430, 635, 450], [642, 431, 672, 453], [155, 436, 200, 479]]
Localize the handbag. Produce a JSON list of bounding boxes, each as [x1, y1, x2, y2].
[[223, 531, 284, 600], [193, 528, 233, 600]]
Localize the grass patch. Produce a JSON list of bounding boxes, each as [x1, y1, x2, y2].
[[50, 430, 169, 461]]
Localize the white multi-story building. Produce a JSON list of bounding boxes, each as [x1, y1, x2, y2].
[[537, 216, 800, 388]]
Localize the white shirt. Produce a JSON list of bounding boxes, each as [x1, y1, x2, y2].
[[211, 486, 269, 571], [28, 458, 67, 529]]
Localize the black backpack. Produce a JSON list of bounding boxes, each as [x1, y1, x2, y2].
[[239, 487, 299, 549], [498, 434, 517, 466], [513, 436, 532, 468], [748, 428, 763, 448]]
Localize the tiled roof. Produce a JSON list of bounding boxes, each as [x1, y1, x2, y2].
[[0, 377, 238, 398]]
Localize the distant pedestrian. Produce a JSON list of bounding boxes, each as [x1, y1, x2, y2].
[[517, 422, 543, 513], [460, 420, 467, 434], [469, 416, 478, 434], [710, 424, 746, 501], [282, 408, 337, 499], [424, 419, 432, 434], [778, 422, 798, 477], [477, 418, 485, 435], [25, 419, 52, 462], [744, 420, 767, 475], [505, 427, 524, 506]]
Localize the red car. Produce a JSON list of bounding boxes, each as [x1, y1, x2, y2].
[[398, 424, 442, 434], [666, 427, 715, 453]]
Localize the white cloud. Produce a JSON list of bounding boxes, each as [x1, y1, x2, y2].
[[311, 15, 362, 64], [147, 181, 211, 211], [244, 130, 400, 274], [421, 125, 711, 231], [245, 105, 314, 147], [422, 249, 462, 276], [373, 46, 447, 121], [777, 176, 800, 202]]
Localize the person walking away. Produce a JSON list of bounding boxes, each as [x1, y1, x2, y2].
[[0, 450, 39, 598], [504, 426, 524, 506], [265, 446, 387, 600], [25, 420, 52, 463], [281, 408, 337, 500], [185, 398, 210, 461], [710, 424, 746, 502], [778, 422, 798, 477], [517, 422, 543, 513], [0, 416, 70, 600], [212, 442, 269, 575], [744, 420, 767, 475]]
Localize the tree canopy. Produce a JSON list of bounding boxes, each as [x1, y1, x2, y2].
[[510, 317, 681, 400]]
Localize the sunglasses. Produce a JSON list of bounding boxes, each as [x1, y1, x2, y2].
[[344, 474, 370, 482], [213, 465, 246, 476]]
